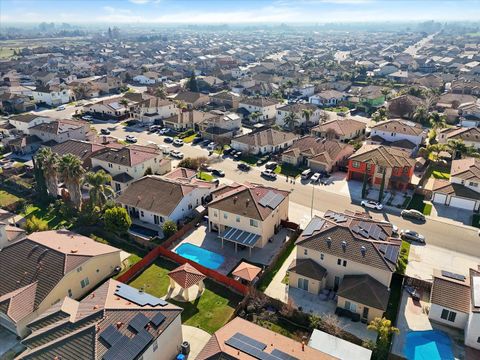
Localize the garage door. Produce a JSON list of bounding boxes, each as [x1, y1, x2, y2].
[[432, 193, 447, 205], [449, 196, 476, 210]]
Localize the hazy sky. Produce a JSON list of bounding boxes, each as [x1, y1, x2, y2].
[[1, 0, 480, 24]]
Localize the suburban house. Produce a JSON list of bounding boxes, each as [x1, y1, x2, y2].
[[18, 279, 183, 360], [209, 91, 240, 110], [289, 210, 400, 323], [133, 71, 161, 84], [8, 114, 51, 134], [0, 93, 36, 114], [31, 86, 73, 106], [116, 175, 215, 230], [173, 91, 209, 109], [0, 221, 26, 249], [238, 97, 279, 122], [49, 139, 115, 170], [387, 94, 425, 119], [282, 136, 354, 173], [198, 111, 242, 141], [428, 267, 480, 351], [432, 157, 480, 211], [84, 97, 132, 121], [275, 103, 322, 128], [0, 230, 122, 337], [162, 110, 216, 131], [351, 85, 386, 113], [196, 317, 336, 360], [311, 119, 366, 142], [309, 90, 346, 107], [132, 97, 178, 125], [90, 145, 171, 193], [207, 183, 290, 251], [8, 135, 43, 154], [28, 119, 89, 144], [438, 127, 480, 150], [230, 128, 298, 155], [368, 119, 427, 150], [347, 144, 416, 191]]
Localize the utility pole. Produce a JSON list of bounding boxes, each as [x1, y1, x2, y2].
[[310, 183, 315, 219]]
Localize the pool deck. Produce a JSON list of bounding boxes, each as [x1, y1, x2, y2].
[[172, 224, 292, 275]]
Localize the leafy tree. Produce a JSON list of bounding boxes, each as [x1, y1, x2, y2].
[[155, 84, 167, 99], [368, 317, 399, 358], [372, 108, 387, 122], [283, 112, 299, 130], [33, 155, 49, 203], [35, 147, 59, 199], [447, 139, 468, 159], [104, 206, 132, 234], [84, 170, 114, 208], [249, 111, 261, 123], [186, 74, 199, 92], [428, 112, 446, 129], [162, 220, 177, 238], [24, 215, 49, 233], [58, 154, 85, 210], [413, 106, 428, 124], [119, 99, 129, 107], [178, 156, 208, 170]]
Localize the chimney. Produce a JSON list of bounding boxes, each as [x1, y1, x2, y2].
[[326, 237, 332, 248], [341, 241, 347, 252], [360, 245, 366, 257]]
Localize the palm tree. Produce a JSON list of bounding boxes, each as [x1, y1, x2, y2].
[[58, 154, 85, 210], [283, 112, 299, 130], [35, 147, 59, 199], [381, 88, 390, 101], [413, 106, 428, 124], [155, 84, 167, 99], [249, 111, 261, 123], [302, 108, 313, 124], [84, 170, 114, 208], [428, 112, 446, 129], [447, 139, 467, 159]]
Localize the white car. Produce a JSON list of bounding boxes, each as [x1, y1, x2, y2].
[[310, 173, 321, 183], [207, 142, 216, 150], [158, 128, 169, 135], [261, 169, 277, 180], [360, 200, 383, 210], [125, 135, 137, 143], [82, 115, 93, 121], [173, 138, 184, 146], [170, 150, 184, 159], [56, 105, 66, 111]]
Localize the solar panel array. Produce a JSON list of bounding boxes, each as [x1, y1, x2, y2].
[[441, 270, 466, 282], [324, 212, 348, 223], [103, 329, 153, 360], [258, 190, 285, 210], [100, 325, 127, 347], [351, 221, 387, 241], [302, 217, 325, 236], [115, 284, 168, 307], [128, 313, 150, 333], [225, 333, 298, 360], [384, 245, 399, 264], [151, 312, 166, 327], [222, 227, 261, 247]]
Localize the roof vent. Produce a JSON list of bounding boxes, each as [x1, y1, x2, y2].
[[326, 237, 332, 248], [360, 246, 366, 257], [70, 249, 78, 253], [341, 241, 347, 252], [233, 196, 238, 203], [246, 198, 250, 206]]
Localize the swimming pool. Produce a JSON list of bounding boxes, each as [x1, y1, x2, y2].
[[174, 243, 225, 270], [404, 330, 454, 360]]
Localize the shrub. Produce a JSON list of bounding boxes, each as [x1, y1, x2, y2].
[[178, 157, 208, 170], [24, 215, 49, 233], [162, 220, 177, 238], [104, 206, 132, 234]]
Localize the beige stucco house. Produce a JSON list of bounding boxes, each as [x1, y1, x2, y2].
[[289, 210, 400, 322], [0, 230, 122, 338]]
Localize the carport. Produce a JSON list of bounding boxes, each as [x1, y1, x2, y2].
[[219, 227, 261, 256]]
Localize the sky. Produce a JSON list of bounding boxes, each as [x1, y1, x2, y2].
[[1, 0, 480, 24]]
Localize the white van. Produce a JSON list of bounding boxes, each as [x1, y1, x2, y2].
[[158, 144, 171, 155], [301, 169, 312, 180]]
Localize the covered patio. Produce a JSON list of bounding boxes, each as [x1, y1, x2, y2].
[[219, 227, 261, 257]]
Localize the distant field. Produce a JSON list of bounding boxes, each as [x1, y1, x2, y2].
[[467, 32, 480, 37], [0, 36, 90, 59]]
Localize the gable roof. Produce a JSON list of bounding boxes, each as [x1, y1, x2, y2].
[[349, 144, 416, 168], [91, 146, 160, 167], [49, 140, 107, 168], [232, 129, 298, 148], [451, 157, 480, 182], [312, 119, 366, 137], [283, 136, 352, 162], [239, 97, 278, 107], [371, 119, 425, 136], [431, 269, 471, 313], [439, 127, 480, 143]]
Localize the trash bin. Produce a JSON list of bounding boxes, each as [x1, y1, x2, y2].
[[181, 341, 190, 355]]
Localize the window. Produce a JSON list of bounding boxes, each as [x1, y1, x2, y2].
[[377, 166, 384, 174], [153, 340, 158, 352], [320, 253, 324, 260], [441, 309, 457, 322], [403, 166, 409, 174], [236, 216, 240, 223], [477, 337, 480, 344], [337, 258, 341, 265], [108, 163, 113, 168], [224, 213, 228, 219], [140, 211, 144, 217], [304, 249, 308, 256], [80, 278, 90, 289], [343, 260, 347, 267], [67, 289, 73, 298], [250, 219, 258, 227], [213, 210, 218, 217], [470, 182, 478, 187], [366, 164, 372, 172], [76, 266, 82, 272], [352, 161, 360, 168], [154, 215, 160, 225]]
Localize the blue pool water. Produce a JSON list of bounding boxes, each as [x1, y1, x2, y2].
[[404, 330, 454, 360], [175, 243, 225, 270]]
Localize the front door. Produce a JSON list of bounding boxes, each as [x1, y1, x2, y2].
[[334, 276, 340, 292], [298, 278, 309, 291], [362, 306, 369, 320]]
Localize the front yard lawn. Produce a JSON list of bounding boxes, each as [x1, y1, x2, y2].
[[129, 258, 242, 334], [431, 170, 450, 180], [407, 193, 431, 215], [197, 171, 214, 182], [396, 241, 411, 275], [0, 190, 21, 208], [273, 163, 305, 178]]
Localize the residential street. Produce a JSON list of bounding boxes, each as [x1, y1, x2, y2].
[[91, 122, 480, 258]]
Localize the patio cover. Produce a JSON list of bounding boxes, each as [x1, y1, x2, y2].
[[232, 262, 261, 282], [219, 227, 261, 256]]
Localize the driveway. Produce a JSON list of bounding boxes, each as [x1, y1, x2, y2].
[[182, 325, 211, 360], [431, 203, 473, 225]]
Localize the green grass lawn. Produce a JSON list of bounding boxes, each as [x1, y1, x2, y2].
[[22, 204, 72, 229], [431, 170, 450, 180], [0, 190, 21, 208], [324, 106, 350, 113], [182, 134, 197, 143], [257, 242, 296, 292], [396, 241, 411, 275], [273, 164, 304, 178], [115, 253, 142, 279], [129, 259, 241, 334], [197, 171, 214, 182], [407, 193, 431, 215]]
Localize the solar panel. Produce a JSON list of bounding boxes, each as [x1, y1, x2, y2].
[[100, 325, 124, 346], [128, 313, 150, 333], [359, 229, 369, 238], [225, 337, 277, 360], [259, 191, 276, 207], [378, 233, 387, 241], [232, 333, 267, 350], [441, 270, 466, 282], [302, 217, 325, 236], [151, 312, 166, 327], [115, 284, 168, 307], [379, 244, 387, 254], [351, 225, 360, 234], [126, 329, 153, 358], [385, 245, 399, 263], [271, 349, 298, 360], [267, 194, 285, 209]]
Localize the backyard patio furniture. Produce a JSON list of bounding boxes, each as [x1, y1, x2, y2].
[[351, 313, 361, 322]]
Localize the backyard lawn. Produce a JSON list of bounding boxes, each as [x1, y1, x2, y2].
[[22, 204, 72, 229], [0, 190, 21, 208], [129, 258, 242, 334]]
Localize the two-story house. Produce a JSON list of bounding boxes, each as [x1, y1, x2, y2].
[[0, 230, 122, 337], [31, 86, 74, 106], [132, 97, 178, 125], [209, 91, 240, 110], [289, 210, 400, 323], [230, 128, 298, 155], [8, 114, 51, 134], [432, 157, 480, 211], [238, 98, 279, 122], [116, 175, 215, 230], [275, 103, 322, 128], [428, 267, 480, 351], [347, 144, 416, 191], [311, 119, 366, 142], [207, 183, 289, 252], [368, 119, 427, 152], [309, 90, 346, 107], [173, 91, 210, 109], [90, 145, 171, 193], [198, 111, 242, 141], [84, 97, 132, 121], [28, 119, 88, 144], [437, 127, 480, 150], [18, 279, 183, 360]]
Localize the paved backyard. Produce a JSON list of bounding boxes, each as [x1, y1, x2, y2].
[[173, 225, 293, 275], [182, 325, 211, 360]]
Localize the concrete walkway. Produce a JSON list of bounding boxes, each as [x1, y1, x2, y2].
[[182, 325, 211, 360], [264, 247, 296, 302]]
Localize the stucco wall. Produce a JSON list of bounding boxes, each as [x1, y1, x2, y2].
[[337, 296, 384, 322], [428, 304, 469, 330], [465, 312, 480, 350]]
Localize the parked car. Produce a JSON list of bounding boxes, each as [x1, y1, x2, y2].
[[82, 115, 93, 121], [170, 150, 184, 159], [207, 142, 216, 151], [256, 155, 270, 166], [223, 147, 234, 155], [201, 139, 211, 147], [401, 209, 426, 222], [265, 161, 278, 170], [158, 128, 169, 135], [301, 169, 312, 180], [261, 169, 277, 180], [192, 137, 203, 145], [400, 230, 425, 243], [200, 163, 214, 172], [238, 163, 251, 171], [361, 200, 383, 210], [212, 169, 225, 177], [100, 128, 110, 135], [310, 172, 321, 183], [173, 138, 184, 146], [125, 135, 137, 143], [233, 151, 242, 160], [56, 105, 66, 111], [164, 136, 174, 143], [149, 125, 160, 132]]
